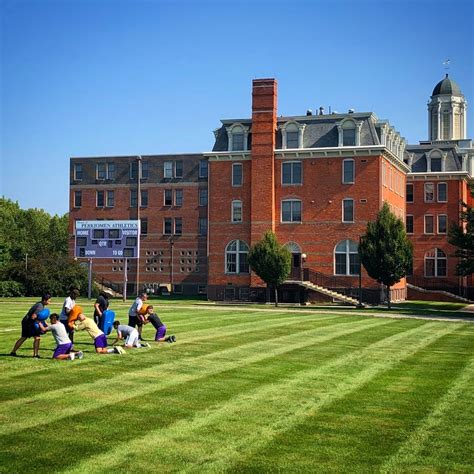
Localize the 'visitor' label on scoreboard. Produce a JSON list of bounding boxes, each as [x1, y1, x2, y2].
[[75, 220, 140, 259]]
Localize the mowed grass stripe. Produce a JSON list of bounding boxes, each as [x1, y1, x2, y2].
[[380, 355, 474, 473], [64, 322, 460, 473], [0, 313, 345, 384], [0, 317, 392, 434]]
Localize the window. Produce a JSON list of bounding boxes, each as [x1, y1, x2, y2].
[[164, 189, 172, 206], [282, 161, 302, 185], [406, 215, 414, 234], [231, 126, 244, 151], [232, 163, 243, 186], [198, 217, 208, 236], [438, 215, 447, 234], [107, 163, 115, 180], [406, 183, 414, 203], [74, 191, 82, 208], [174, 218, 182, 235], [141, 218, 148, 236], [164, 218, 172, 235], [424, 183, 434, 202], [130, 162, 138, 179], [342, 121, 356, 146], [281, 199, 302, 223], [164, 162, 173, 179], [431, 156, 442, 172], [334, 240, 359, 276], [425, 248, 447, 277], [130, 190, 138, 208], [164, 161, 182, 178], [141, 190, 148, 208], [424, 215, 434, 234], [232, 200, 242, 223], [286, 131, 299, 148], [141, 161, 149, 179], [97, 163, 106, 180], [225, 240, 249, 274], [199, 160, 208, 178], [342, 199, 354, 223], [74, 163, 83, 181], [199, 189, 208, 206], [106, 190, 114, 208], [96, 190, 105, 207], [437, 183, 447, 202], [342, 159, 355, 184], [175, 189, 183, 207]]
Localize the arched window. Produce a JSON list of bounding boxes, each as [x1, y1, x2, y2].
[[425, 248, 447, 277], [334, 240, 359, 275], [428, 150, 444, 172], [342, 121, 356, 146], [280, 121, 305, 149], [225, 240, 249, 274], [285, 242, 301, 254], [226, 123, 249, 151]]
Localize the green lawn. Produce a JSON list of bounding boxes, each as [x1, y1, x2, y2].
[[0, 298, 473, 473]]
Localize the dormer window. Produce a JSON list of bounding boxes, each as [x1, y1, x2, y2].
[[338, 119, 361, 147], [427, 150, 445, 172], [226, 124, 249, 151], [280, 121, 305, 149]]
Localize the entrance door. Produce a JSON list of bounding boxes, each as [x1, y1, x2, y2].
[[291, 253, 302, 280]]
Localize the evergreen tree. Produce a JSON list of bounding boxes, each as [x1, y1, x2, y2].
[[359, 202, 413, 309], [248, 231, 291, 306], [448, 202, 474, 276]]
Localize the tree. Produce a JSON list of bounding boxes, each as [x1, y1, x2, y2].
[[359, 202, 413, 309], [248, 231, 291, 306], [448, 202, 474, 276]]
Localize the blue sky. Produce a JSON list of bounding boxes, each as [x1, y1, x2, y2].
[[1, 0, 473, 216]]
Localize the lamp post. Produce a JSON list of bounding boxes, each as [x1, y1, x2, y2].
[[136, 155, 142, 296], [169, 237, 174, 293]]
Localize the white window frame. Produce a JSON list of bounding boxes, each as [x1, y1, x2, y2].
[[282, 161, 302, 185], [225, 240, 250, 274], [231, 200, 242, 223], [424, 248, 447, 277], [424, 215, 434, 234], [107, 162, 115, 180], [106, 190, 114, 208], [437, 182, 448, 202], [164, 161, 173, 179], [334, 240, 360, 276], [342, 159, 355, 184], [73, 163, 83, 181], [342, 199, 354, 223], [232, 163, 243, 187], [437, 214, 447, 234], [424, 183, 435, 203], [163, 218, 172, 235], [175, 189, 183, 207], [73, 191, 82, 208], [199, 189, 208, 207], [281, 199, 302, 223], [406, 214, 414, 234], [96, 163, 106, 180], [199, 160, 208, 178], [164, 189, 172, 206]]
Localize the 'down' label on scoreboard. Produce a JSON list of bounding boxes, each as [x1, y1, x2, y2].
[[74, 220, 140, 259]]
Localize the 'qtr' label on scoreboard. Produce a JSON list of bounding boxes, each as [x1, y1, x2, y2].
[[74, 220, 140, 259]]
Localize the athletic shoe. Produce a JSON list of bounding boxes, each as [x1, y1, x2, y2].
[[113, 347, 121, 354], [142, 342, 151, 348], [33, 355, 41, 359], [171, 335, 176, 343], [10, 352, 17, 357], [116, 347, 126, 354], [76, 351, 84, 360]]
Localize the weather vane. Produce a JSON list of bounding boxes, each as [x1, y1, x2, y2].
[[442, 59, 451, 71]]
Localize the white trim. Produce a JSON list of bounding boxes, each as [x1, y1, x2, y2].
[[334, 239, 359, 276], [342, 158, 355, 184], [342, 198, 355, 223], [281, 160, 303, 185], [406, 214, 414, 234], [281, 199, 302, 223], [437, 182, 448, 202], [437, 214, 448, 234], [424, 182, 435, 203], [231, 200, 242, 223], [232, 163, 243, 187], [424, 248, 447, 277]]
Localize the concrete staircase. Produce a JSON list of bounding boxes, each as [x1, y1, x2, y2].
[[286, 280, 361, 306], [407, 283, 473, 304]]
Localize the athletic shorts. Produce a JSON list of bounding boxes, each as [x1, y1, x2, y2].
[[53, 342, 73, 359], [21, 317, 40, 338], [94, 334, 108, 349], [155, 325, 167, 341], [128, 315, 143, 328]]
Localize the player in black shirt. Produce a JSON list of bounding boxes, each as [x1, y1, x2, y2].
[[143, 305, 175, 343]]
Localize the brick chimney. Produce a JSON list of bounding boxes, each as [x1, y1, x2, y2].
[[250, 78, 278, 246]]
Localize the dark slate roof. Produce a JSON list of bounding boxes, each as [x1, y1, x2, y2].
[[212, 113, 382, 151], [432, 74, 463, 97], [406, 143, 463, 172]]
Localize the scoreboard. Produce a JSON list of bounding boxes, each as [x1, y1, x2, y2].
[[75, 220, 140, 259]]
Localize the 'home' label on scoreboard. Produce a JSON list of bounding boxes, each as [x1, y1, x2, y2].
[[75, 220, 140, 259]]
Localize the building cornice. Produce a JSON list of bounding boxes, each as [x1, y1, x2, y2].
[[204, 152, 252, 162], [407, 171, 473, 181]]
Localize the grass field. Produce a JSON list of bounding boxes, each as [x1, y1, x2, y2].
[[0, 298, 473, 473]]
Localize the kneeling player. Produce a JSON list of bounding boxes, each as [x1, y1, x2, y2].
[[45, 313, 83, 360], [73, 313, 124, 354], [111, 321, 150, 349], [143, 305, 176, 343]]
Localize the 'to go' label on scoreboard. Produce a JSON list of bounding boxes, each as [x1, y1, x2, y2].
[[75, 220, 140, 259]]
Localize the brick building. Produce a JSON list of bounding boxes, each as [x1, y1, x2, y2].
[[69, 75, 473, 303]]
